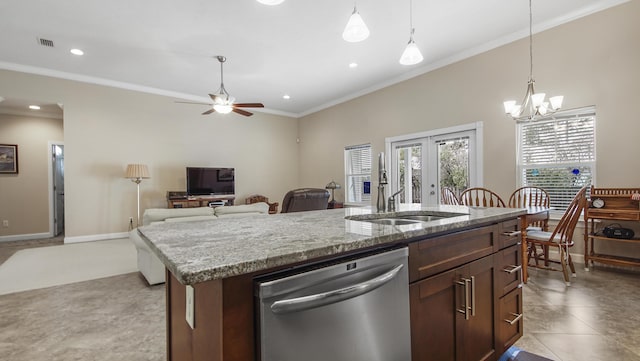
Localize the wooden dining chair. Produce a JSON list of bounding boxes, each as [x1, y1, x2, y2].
[[440, 187, 460, 205], [459, 187, 506, 207], [509, 186, 551, 266], [525, 186, 587, 286]]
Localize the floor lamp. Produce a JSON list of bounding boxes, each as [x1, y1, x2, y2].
[[125, 164, 150, 228]]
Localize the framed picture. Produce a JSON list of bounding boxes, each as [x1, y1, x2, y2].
[[0, 144, 18, 174]]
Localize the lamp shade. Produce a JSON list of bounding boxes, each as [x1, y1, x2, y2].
[[342, 8, 370, 43], [399, 40, 423, 65], [125, 164, 150, 179], [256, 0, 285, 5]]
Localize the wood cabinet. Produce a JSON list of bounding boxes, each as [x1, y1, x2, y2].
[[409, 221, 523, 361], [168, 195, 235, 208], [584, 186, 640, 269], [165, 218, 522, 361]]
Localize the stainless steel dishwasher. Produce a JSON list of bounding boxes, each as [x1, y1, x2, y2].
[[256, 247, 411, 361]]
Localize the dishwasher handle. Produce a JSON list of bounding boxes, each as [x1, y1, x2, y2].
[[270, 263, 404, 315]]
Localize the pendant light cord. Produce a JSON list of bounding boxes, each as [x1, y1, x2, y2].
[[529, 0, 533, 80], [409, 0, 414, 34]]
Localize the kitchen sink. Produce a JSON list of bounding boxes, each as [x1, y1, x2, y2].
[[364, 218, 422, 226], [346, 211, 467, 226]]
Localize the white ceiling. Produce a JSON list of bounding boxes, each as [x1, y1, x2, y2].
[[0, 0, 628, 117]]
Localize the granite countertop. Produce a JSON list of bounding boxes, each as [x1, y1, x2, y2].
[[137, 205, 526, 285]]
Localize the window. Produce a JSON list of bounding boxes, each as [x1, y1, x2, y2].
[[344, 144, 372, 204], [517, 107, 595, 211]]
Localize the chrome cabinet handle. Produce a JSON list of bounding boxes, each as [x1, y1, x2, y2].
[[270, 264, 404, 314], [456, 277, 472, 320], [470, 276, 476, 317], [502, 231, 521, 237], [502, 265, 522, 274], [504, 312, 523, 325]]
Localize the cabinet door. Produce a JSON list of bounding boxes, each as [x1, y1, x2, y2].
[[410, 255, 496, 361], [456, 255, 497, 361]]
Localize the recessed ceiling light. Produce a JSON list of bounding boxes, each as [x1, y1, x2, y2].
[[349, 62, 358, 68], [257, 0, 285, 5], [70, 48, 84, 56], [29, 105, 41, 110], [283, 95, 291, 100]]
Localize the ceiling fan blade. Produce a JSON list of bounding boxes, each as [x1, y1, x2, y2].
[[232, 108, 253, 117], [176, 101, 211, 106], [233, 103, 264, 108], [202, 108, 216, 115]]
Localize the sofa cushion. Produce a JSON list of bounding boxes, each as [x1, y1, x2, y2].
[[143, 207, 214, 225], [214, 202, 269, 216]]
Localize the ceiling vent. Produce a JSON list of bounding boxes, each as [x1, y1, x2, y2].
[[38, 38, 54, 47]]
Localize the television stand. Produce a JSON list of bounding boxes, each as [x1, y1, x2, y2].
[[167, 195, 235, 208]]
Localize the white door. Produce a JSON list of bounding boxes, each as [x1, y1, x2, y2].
[[388, 124, 481, 206], [52, 144, 64, 236]]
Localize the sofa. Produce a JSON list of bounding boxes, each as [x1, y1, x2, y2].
[[129, 202, 270, 285]]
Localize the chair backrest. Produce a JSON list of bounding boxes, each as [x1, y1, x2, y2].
[[441, 187, 460, 205], [508, 186, 550, 208], [281, 188, 330, 213], [459, 187, 506, 207], [547, 186, 587, 245], [509, 186, 550, 230]]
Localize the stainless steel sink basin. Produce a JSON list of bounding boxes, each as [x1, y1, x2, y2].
[[346, 211, 467, 226], [364, 218, 422, 226], [399, 215, 446, 222]]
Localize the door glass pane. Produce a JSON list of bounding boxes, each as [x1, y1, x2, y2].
[[437, 137, 469, 199], [395, 144, 422, 204]]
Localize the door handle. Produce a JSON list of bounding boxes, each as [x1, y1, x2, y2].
[[270, 264, 404, 314], [456, 277, 471, 320]]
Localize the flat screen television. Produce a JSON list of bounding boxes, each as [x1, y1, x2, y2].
[[186, 167, 235, 196]]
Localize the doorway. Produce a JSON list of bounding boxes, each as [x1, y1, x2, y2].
[[386, 122, 483, 206], [50, 143, 64, 236]]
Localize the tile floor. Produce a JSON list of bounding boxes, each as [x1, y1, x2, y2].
[[1, 239, 638, 361]]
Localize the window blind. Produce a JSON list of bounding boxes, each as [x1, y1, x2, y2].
[[345, 144, 372, 203], [517, 108, 596, 211]]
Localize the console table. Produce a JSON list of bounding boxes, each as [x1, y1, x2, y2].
[[168, 195, 235, 208], [584, 186, 640, 270]]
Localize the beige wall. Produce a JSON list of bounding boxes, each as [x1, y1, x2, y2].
[[0, 114, 63, 237], [299, 0, 640, 204], [0, 70, 299, 241]]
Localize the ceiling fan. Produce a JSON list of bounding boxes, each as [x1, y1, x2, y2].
[[177, 56, 264, 117]]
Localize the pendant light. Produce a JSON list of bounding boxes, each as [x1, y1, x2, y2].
[[503, 0, 564, 121], [399, 0, 423, 65], [343, 3, 370, 42]]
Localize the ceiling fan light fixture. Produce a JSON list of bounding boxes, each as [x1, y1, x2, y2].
[[399, 36, 423, 65], [256, 0, 285, 5], [213, 104, 233, 114], [342, 6, 370, 43]]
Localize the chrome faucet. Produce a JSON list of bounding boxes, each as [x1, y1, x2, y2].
[[377, 153, 388, 213], [388, 188, 404, 213]]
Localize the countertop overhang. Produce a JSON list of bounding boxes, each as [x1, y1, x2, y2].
[[138, 205, 526, 285]]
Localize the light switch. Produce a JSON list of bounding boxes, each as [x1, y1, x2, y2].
[[186, 285, 195, 329]]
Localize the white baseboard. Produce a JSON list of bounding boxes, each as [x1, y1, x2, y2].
[[64, 232, 130, 244], [0, 232, 53, 243]]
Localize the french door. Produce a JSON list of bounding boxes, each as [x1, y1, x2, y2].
[[387, 124, 481, 206]]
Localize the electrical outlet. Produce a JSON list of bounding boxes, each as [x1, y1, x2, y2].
[[2, 220, 8, 228]]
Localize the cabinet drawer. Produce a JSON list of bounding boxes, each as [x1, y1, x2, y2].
[[498, 218, 520, 249], [497, 287, 523, 354], [409, 224, 498, 282], [587, 209, 640, 220], [496, 245, 522, 297]]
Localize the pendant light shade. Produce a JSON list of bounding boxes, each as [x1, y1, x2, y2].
[[343, 6, 370, 43], [399, 0, 423, 66], [399, 31, 423, 65]]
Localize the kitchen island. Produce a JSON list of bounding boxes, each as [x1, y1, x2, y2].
[[138, 204, 526, 361]]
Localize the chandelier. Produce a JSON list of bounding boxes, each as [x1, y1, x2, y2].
[[503, 0, 563, 121]]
